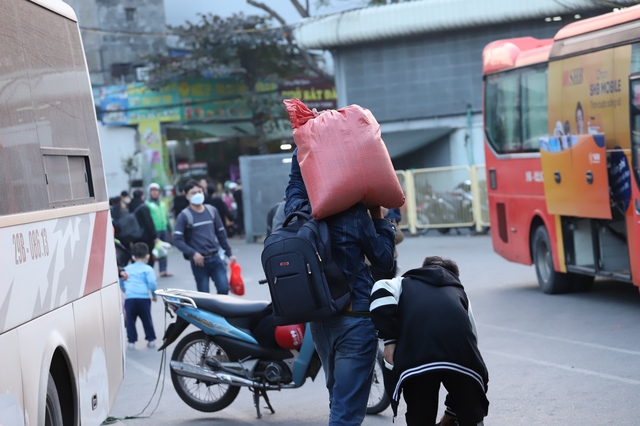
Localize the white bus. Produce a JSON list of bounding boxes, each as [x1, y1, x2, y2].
[[0, 1, 125, 425]]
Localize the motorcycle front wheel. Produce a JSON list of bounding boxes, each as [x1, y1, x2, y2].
[[171, 331, 241, 412], [366, 348, 391, 415]]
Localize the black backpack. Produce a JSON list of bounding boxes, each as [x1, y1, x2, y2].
[[115, 205, 144, 240], [261, 211, 354, 325]]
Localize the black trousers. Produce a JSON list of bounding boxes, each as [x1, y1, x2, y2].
[[124, 298, 156, 343], [402, 370, 488, 426]]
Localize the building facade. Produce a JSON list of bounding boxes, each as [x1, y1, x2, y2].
[[62, 0, 167, 86], [295, 0, 638, 169]]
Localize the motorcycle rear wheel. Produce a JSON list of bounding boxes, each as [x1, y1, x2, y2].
[[171, 331, 241, 412], [366, 348, 391, 415]]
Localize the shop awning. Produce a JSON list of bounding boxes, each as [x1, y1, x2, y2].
[[382, 128, 453, 158], [187, 122, 255, 139]]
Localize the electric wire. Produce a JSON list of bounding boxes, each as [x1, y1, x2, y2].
[[100, 310, 170, 425]]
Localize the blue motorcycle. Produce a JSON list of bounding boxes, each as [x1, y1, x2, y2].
[[155, 288, 390, 418]]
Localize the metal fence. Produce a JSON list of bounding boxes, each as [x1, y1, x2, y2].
[[398, 165, 489, 235], [241, 156, 490, 241]]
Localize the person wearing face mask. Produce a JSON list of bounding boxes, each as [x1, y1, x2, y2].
[[173, 180, 236, 294]]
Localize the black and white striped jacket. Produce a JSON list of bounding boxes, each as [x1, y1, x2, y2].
[[370, 265, 488, 403]]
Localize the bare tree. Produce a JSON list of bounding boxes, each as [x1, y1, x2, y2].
[[246, 0, 331, 80]]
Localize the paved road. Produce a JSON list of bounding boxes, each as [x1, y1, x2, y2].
[[109, 231, 640, 425]]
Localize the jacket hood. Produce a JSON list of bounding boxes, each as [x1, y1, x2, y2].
[[402, 265, 464, 289], [128, 198, 144, 212]]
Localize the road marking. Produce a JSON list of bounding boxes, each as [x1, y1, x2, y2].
[[478, 323, 640, 356], [128, 358, 163, 379], [486, 350, 640, 385]]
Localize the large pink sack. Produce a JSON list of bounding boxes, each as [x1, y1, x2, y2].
[[284, 98, 405, 220]]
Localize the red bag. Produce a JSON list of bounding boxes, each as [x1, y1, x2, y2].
[[284, 98, 405, 220], [229, 261, 245, 296]]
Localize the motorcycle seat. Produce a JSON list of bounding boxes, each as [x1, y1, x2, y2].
[[186, 292, 270, 318]]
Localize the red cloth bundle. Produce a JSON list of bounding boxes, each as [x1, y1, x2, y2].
[[284, 98, 405, 220]]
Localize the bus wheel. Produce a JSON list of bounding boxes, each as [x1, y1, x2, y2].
[[532, 226, 571, 294], [45, 373, 64, 426]]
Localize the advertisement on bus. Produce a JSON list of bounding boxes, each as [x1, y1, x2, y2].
[[542, 46, 633, 218]]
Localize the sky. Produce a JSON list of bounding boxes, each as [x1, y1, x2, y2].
[[163, 0, 372, 27]]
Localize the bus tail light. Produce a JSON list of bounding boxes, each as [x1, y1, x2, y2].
[[497, 202, 508, 243]]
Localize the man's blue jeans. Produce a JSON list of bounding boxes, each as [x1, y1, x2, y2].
[[310, 315, 378, 426], [190, 254, 229, 294]]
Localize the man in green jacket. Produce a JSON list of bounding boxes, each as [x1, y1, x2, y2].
[[146, 183, 173, 277]]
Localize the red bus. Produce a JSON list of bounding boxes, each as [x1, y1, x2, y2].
[[482, 6, 640, 294]]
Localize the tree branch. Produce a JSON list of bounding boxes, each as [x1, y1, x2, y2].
[[289, 0, 310, 18], [246, 0, 332, 80], [246, 0, 290, 25]]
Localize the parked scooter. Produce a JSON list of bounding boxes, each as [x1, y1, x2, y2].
[[155, 288, 390, 418], [417, 180, 482, 235], [416, 193, 458, 234]]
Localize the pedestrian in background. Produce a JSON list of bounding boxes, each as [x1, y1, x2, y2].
[[120, 190, 131, 207], [370, 256, 489, 426], [172, 185, 189, 219], [128, 189, 158, 267], [233, 181, 245, 237], [205, 183, 235, 226], [146, 182, 173, 277], [173, 180, 236, 294], [120, 243, 157, 350]]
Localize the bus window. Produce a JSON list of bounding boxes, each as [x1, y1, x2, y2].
[[521, 67, 548, 150], [43, 153, 94, 206], [485, 71, 521, 153], [485, 66, 548, 154], [631, 43, 640, 73]]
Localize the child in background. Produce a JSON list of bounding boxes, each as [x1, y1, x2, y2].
[[120, 242, 157, 349]]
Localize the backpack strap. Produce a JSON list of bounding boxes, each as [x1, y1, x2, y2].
[[283, 211, 312, 227], [180, 205, 217, 228], [204, 204, 217, 222], [181, 208, 194, 228], [204, 205, 221, 245], [131, 203, 144, 216]]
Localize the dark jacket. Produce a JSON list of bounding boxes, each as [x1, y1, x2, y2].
[[172, 195, 189, 218], [370, 266, 489, 412], [128, 198, 157, 244], [285, 148, 395, 312], [205, 195, 234, 223]]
